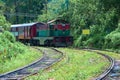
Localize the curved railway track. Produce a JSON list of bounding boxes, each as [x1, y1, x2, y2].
[[0, 47, 64, 80], [83, 49, 115, 80], [104, 60, 120, 80], [87, 49, 120, 80]]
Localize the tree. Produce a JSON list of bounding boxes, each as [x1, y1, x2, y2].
[[0, 0, 5, 13], [2, 0, 45, 24], [0, 15, 10, 30], [37, 0, 67, 22], [54, 0, 120, 49]]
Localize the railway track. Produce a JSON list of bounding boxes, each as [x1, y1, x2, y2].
[[91, 50, 120, 80], [104, 60, 120, 80], [0, 47, 64, 80], [83, 49, 115, 80]]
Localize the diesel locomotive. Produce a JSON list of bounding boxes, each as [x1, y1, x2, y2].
[[10, 19, 73, 46]]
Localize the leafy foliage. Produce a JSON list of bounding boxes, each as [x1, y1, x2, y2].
[[37, 0, 67, 22], [0, 15, 10, 30], [2, 0, 45, 23], [44, 0, 120, 50], [0, 31, 26, 62], [105, 27, 120, 49]]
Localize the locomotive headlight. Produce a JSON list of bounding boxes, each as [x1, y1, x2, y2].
[[62, 24, 65, 26]]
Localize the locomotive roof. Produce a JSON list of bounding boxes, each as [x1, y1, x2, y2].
[[11, 22, 45, 28]]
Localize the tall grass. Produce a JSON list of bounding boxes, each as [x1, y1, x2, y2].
[[0, 31, 43, 74], [0, 47, 42, 74]]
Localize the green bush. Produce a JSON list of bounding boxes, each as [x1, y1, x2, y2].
[[2, 31, 15, 43], [0, 31, 26, 62], [0, 15, 11, 31], [105, 29, 120, 49]]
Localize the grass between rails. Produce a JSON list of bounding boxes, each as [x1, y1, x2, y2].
[[0, 47, 42, 74], [26, 48, 109, 80]]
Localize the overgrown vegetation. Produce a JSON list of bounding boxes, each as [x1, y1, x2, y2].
[[38, 0, 120, 51], [0, 31, 22, 61], [62, 0, 120, 51], [0, 31, 43, 74], [0, 14, 42, 73], [0, 15, 10, 30], [1, 0, 45, 24], [0, 47, 42, 74], [26, 48, 109, 80]]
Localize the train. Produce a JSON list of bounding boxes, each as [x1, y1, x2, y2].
[[10, 19, 73, 46]]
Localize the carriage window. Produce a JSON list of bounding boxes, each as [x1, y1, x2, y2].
[[18, 27, 24, 31], [12, 28, 15, 31]]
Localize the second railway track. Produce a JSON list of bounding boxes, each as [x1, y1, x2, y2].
[[83, 49, 115, 80], [0, 47, 64, 80]]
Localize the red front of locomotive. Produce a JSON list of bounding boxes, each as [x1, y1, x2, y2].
[[48, 20, 73, 46]]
